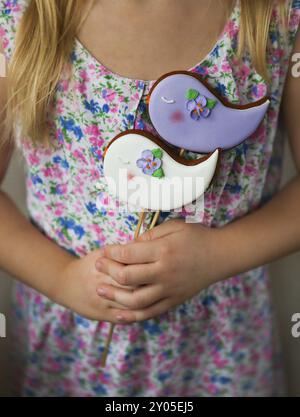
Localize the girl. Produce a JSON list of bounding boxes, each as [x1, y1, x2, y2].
[[0, 0, 299, 397]]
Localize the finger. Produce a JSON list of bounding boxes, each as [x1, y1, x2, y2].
[[110, 298, 172, 324], [101, 308, 133, 325], [96, 257, 159, 286], [106, 299, 130, 310], [102, 272, 136, 290], [97, 284, 165, 309], [137, 219, 184, 242], [101, 241, 160, 265]]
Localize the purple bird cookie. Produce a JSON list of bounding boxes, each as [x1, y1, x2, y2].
[[148, 71, 270, 153]]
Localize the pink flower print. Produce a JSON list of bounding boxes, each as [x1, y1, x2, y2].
[[119, 363, 130, 374], [35, 191, 46, 201], [221, 62, 232, 72], [227, 20, 238, 38], [89, 168, 101, 181], [102, 89, 116, 102], [28, 153, 40, 165], [55, 337, 72, 352], [56, 99, 64, 114], [89, 136, 104, 148], [74, 246, 88, 257], [206, 384, 218, 395], [238, 64, 251, 81], [244, 164, 257, 176], [79, 70, 89, 82], [53, 167, 64, 180], [60, 79, 69, 92], [128, 328, 140, 343], [211, 64, 219, 74], [213, 354, 229, 369], [88, 373, 98, 383], [290, 10, 300, 27], [117, 229, 128, 239], [75, 81, 87, 94], [54, 207, 63, 216], [42, 167, 53, 177], [56, 183, 68, 195], [73, 149, 88, 164], [85, 125, 101, 136]]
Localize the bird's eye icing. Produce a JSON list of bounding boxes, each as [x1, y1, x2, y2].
[[161, 96, 176, 104], [117, 156, 130, 165]]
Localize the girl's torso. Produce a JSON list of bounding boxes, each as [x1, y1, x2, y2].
[[0, 0, 300, 397]]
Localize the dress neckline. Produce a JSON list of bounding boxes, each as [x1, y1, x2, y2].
[[74, 1, 239, 86]]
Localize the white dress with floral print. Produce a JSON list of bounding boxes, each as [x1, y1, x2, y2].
[[0, 0, 300, 397]]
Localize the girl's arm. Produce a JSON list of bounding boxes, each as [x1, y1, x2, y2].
[[220, 28, 300, 274], [0, 157, 128, 323], [0, 45, 129, 323], [0, 54, 71, 300], [95, 29, 300, 323]]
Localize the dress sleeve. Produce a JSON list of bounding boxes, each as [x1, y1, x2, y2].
[[0, 0, 29, 61]]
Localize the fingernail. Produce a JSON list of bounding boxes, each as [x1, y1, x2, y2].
[[116, 314, 125, 321], [97, 288, 106, 296]]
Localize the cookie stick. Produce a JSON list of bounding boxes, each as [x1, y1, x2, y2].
[[100, 210, 146, 367]]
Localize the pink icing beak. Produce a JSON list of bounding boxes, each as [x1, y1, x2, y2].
[[170, 110, 185, 123], [127, 171, 135, 181]]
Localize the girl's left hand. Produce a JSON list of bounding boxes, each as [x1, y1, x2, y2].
[[95, 219, 228, 323]]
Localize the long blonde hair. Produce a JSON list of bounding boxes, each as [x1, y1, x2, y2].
[[2, 0, 290, 145]]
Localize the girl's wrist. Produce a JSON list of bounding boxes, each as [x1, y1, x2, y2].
[[197, 222, 244, 286]]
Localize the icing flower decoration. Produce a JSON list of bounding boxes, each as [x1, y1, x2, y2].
[[136, 149, 165, 179], [186, 89, 217, 121]]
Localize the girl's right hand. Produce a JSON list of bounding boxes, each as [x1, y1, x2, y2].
[[52, 249, 131, 324]]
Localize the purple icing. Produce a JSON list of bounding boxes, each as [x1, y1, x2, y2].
[[186, 94, 214, 120], [148, 73, 269, 153], [136, 149, 162, 176]]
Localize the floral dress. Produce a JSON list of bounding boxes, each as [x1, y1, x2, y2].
[[1, 0, 300, 397]]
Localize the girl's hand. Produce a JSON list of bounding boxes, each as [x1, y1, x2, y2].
[[95, 219, 228, 323], [53, 250, 134, 323]]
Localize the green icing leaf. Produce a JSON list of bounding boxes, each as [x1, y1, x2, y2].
[[152, 148, 163, 159], [206, 98, 218, 110], [152, 168, 165, 179], [186, 89, 199, 101]]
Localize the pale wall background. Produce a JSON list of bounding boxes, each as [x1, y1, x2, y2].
[[1, 146, 300, 396]]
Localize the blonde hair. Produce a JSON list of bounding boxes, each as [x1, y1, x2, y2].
[[2, 0, 291, 145]]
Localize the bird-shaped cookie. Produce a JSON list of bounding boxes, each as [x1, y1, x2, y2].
[[148, 70, 269, 153], [103, 130, 219, 212]]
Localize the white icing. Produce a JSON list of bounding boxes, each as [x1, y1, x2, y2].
[[103, 133, 219, 211], [161, 96, 176, 104]]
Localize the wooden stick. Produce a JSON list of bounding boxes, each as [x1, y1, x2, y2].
[[179, 148, 185, 157], [100, 322, 115, 367], [134, 210, 146, 239], [149, 211, 160, 230], [100, 210, 146, 367]]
